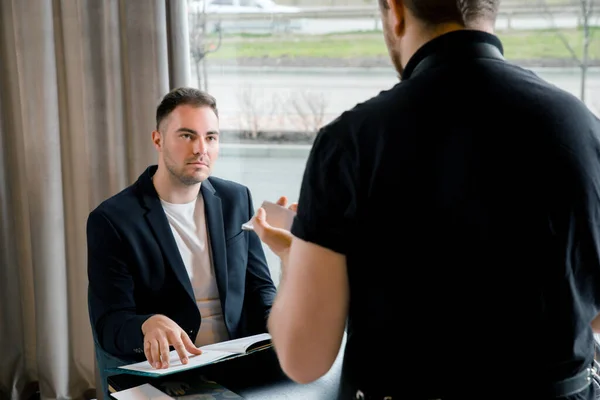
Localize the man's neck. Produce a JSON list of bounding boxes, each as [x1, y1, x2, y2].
[[400, 22, 496, 70], [152, 166, 201, 204], [400, 23, 465, 70]]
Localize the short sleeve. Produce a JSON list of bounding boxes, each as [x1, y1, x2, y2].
[[291, 123, 358, 255], [547, 113, 600, 313]]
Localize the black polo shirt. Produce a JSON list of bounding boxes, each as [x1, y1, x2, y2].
[[291, 30, 600, 398]]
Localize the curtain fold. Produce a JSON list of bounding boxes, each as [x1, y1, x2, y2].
[[0, 0, 190, 398]]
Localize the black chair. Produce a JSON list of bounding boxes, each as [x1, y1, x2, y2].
[[87, 288, 129, 399]]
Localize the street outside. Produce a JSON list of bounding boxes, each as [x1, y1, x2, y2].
[[199, 66, 600, 134], [206, 65, 600, 280]]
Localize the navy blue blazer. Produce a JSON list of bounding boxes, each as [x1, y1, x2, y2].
[[87, 166, 276, 361]]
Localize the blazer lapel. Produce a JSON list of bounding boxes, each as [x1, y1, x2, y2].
[[138, 167, 196, 304], [145, 205, 196, 303], [201, 180, 228, 309]]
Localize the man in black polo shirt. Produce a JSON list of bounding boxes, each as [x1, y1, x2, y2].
[[251, 0, 600, 398]]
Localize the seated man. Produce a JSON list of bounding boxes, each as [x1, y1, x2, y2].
[[87, 87, 277, 371]]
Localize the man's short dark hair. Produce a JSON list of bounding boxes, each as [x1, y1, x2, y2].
[[156, 87, 219, 130], [378, 0, 500, 25]]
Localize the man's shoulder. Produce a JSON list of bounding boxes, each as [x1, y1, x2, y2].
[[315, 84, 403, 145], [89, 182, 141, 221], [496, 63, 599, 132]]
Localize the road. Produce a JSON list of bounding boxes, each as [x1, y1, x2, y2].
[[199, 67, 600, 131]]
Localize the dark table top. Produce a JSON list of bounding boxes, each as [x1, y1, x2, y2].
[[108, 339, 344, 399]]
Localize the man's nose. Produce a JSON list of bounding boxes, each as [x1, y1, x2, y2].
[[193, 139, 207, 155]]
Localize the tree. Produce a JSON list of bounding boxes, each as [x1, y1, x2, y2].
[[287, 90, 329, 135], [188, 2, 222, 91], [539, 0, 596, 102]]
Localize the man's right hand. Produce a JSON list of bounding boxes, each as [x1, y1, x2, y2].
[[141, 314, 202, 369], [252, 196, 298, 259]]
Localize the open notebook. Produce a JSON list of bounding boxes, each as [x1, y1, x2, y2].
[[117, 333, 272, 377]]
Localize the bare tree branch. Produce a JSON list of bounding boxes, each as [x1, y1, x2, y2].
[[583, 0, 597, 41], [238, 85, 277, 139], [239, 86, 259, 138], [287, 90, 329, 135], [583, 0, 593, 18], [188, 1, 223, 90], [288, 93, 311, 133], [538, 0, 582, 64], [302, 91, 328, 133], [270, 92, 287, 130], [537, 0, 597, 101]]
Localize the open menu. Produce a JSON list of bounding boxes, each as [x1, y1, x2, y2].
[[116, 333, 272, 377]]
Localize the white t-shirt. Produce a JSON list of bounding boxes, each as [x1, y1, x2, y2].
[[160, 195, 230, 346]]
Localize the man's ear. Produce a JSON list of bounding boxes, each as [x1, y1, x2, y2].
[[151, 130, 162, 151], [387, 0, 406, 37]]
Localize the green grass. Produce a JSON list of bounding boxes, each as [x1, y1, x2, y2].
[[211, 32, 386, 59], [205, 28, 599, 61], [500, 29, 599, 60]]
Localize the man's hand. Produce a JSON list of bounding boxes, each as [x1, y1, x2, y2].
[[141, 315, 202, 369], [274, 196, 297, 212], [252, 196, 298, 259]]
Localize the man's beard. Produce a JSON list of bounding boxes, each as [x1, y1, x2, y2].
[[390, 47, 404, 80], [164, 153, 203, 186], [168, 165, 202, 186], [383, 26, 403, 79]]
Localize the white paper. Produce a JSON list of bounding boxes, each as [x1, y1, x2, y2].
[[118, 349, 234, 376], [117, 333, 271, 377], [241, 201, 296, 231], [201, 332, 271, 353], [112, 383, 175, 400]]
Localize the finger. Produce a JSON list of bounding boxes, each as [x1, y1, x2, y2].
[[150, 339, 161, 369], [289, 203, 298, 213], [254, 208, 289, 235], [170, 334, 189, 365], [159, 338, 170, 368], [252, 208, 269, 237], [256, 207, 266, 219], [181, 331, 203, 355], [275, 196, 288, 207], [144, 339, 154, 366], [252, 208, 293, 253]]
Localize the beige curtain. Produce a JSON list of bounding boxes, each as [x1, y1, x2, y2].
[[0, 0, 190, 399]]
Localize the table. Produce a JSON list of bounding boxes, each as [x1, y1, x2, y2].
[[108, 340, 344, 399]]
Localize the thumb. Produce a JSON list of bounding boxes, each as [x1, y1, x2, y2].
[[255, 207, 267, 223], [253, 207, 274, 236], [182, 332, 202, 355]]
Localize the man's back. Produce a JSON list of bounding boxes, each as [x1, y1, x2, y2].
[[325, 31, 600, 397]]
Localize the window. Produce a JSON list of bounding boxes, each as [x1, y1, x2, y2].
[[187, 0, 599, 284]]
